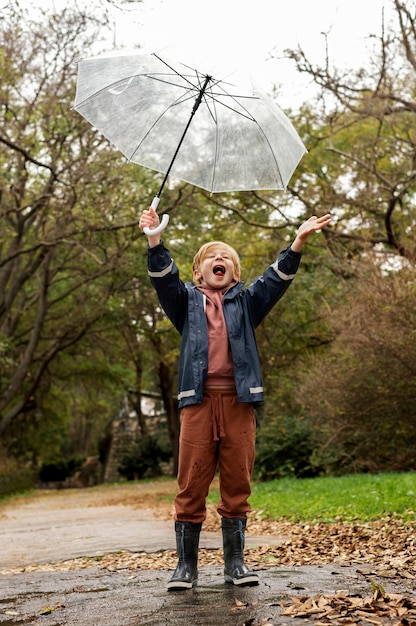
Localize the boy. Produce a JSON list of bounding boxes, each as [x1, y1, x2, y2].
[[139, 207, 331, 590]]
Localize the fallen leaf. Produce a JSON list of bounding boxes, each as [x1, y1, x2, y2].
[[378, 569, 398, 578], [39, 606, 55, 615], [231, 596, 249, 611], [397, 607, 409, 617]]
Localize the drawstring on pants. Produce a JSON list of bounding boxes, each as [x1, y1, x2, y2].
[[209, 390, 228, 441]]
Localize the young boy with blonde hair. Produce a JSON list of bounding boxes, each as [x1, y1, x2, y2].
[[139, 207, 331, 590]]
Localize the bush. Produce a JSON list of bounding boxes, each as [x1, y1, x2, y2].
[[38, 456, 85, 483], [254, 412, 322, 480], [298, 264, 416, 474], [118, 435, 172, 481], [0, 456, 34, 497]]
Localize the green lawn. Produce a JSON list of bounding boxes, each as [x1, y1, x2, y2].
[[208, 472, 416, 522]]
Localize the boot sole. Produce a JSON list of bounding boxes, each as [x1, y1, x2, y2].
[[224, 575, 259, 586], [167, 580, 197, 591]]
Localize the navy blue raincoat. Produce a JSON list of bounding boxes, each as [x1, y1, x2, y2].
[[147, 242, 301, 408]]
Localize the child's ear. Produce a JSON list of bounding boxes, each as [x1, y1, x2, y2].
[[193, 269, 202, 282]]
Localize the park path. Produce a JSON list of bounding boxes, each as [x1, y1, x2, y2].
[[0, 481, 283, 570], [1, 483, 415, 626]]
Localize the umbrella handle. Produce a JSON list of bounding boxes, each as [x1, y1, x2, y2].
[[143, 196, 170, 236]]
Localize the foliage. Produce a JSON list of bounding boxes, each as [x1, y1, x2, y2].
[[297, 261, 416, 474], [0, 4, 170, 464], [0, 455, 34, 497], [254, 411, 319, 480], [0, 6, 131, 434], [117, 435, 172, 481], [38, 455, 86, 484]]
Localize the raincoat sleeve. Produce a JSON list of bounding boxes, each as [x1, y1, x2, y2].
[[147, 242, 188, 333], [245, 245, 302, 328]]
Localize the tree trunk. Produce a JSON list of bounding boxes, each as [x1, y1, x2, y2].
[[158, 359, 179, 476]]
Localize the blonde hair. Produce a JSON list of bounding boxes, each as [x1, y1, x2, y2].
[[192, 241, 241, 284]]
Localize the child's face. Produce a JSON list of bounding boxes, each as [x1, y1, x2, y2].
[[193, 245, 240, 288]]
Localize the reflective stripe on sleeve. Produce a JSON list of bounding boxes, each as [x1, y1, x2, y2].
[[250, 386, 263, 394], [271, 261, 296, 281], [148, 261, 174, 278], [178, 389, 197, 400]]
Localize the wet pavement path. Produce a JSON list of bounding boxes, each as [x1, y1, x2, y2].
[[2, 562, 415, 626], [0, 486, 415, 625]]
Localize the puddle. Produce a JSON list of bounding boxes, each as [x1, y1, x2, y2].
[[136, 583, 275, 626]]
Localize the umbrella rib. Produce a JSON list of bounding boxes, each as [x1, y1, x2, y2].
[[207, 96, 256, 121], [127, 90, 193, 160], [150, 55, 260, 121], [126, 70, 215, 162], [207, 90, 220, 193], [209, 82, 285, 188], [76, 73, 259, 123], [155, 54, 211, 85], [206, 85, 259, 122], [144, 73, 200, 93], [152, 53, 202, 91], [130, 73, 213, 196]]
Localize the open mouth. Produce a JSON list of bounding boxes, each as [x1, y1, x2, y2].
[[213, 264, 226, 276]]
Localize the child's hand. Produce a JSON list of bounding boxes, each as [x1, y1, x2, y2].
[[291, 214, 332, 252], [139, 206, 160, 232]]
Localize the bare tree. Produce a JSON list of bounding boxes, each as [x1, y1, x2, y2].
[[281, 0, 416, 264], [0, 6, 143, 437]]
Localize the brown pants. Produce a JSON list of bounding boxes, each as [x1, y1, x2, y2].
[[174, 388, 256, 523]]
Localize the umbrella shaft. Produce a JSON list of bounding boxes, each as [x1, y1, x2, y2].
[[157, 74, 212, 198], [192, 74, 211, 113]]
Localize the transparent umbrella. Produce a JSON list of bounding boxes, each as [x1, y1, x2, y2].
[[74, 50, 307, 234]]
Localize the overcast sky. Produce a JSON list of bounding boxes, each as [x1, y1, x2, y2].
[[19, 0, 395, 108], [107, 0, 395, 106]]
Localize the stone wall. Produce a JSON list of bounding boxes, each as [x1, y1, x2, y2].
[[103, 392, 168, 483]]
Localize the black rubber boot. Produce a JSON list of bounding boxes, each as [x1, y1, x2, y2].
[[167, 521, 202, 591], [221, 517, 259, 586]]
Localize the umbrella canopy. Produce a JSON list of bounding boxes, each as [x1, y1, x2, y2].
[[74, 50, 306, 196]]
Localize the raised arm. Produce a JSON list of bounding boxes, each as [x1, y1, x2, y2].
[[291, 214, 332, 253]]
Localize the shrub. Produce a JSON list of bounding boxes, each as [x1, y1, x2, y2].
[[254, 412, 322, 480], [298, 264, 416, 474], [38, 455, 85, 483], [0, 455, 34, 497], [118, 435, 172, 481]]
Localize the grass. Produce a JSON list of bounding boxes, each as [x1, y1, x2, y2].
[[207, 471, 416, 523], [2, 470, 415, 525]]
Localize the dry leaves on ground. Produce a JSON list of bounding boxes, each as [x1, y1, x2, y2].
[[4, 503, 415, 582], [280, 588, 416, 624], [2, 487, 415, 625]]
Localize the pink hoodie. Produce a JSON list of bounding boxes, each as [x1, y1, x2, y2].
[[196, 284, 235, 387]]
